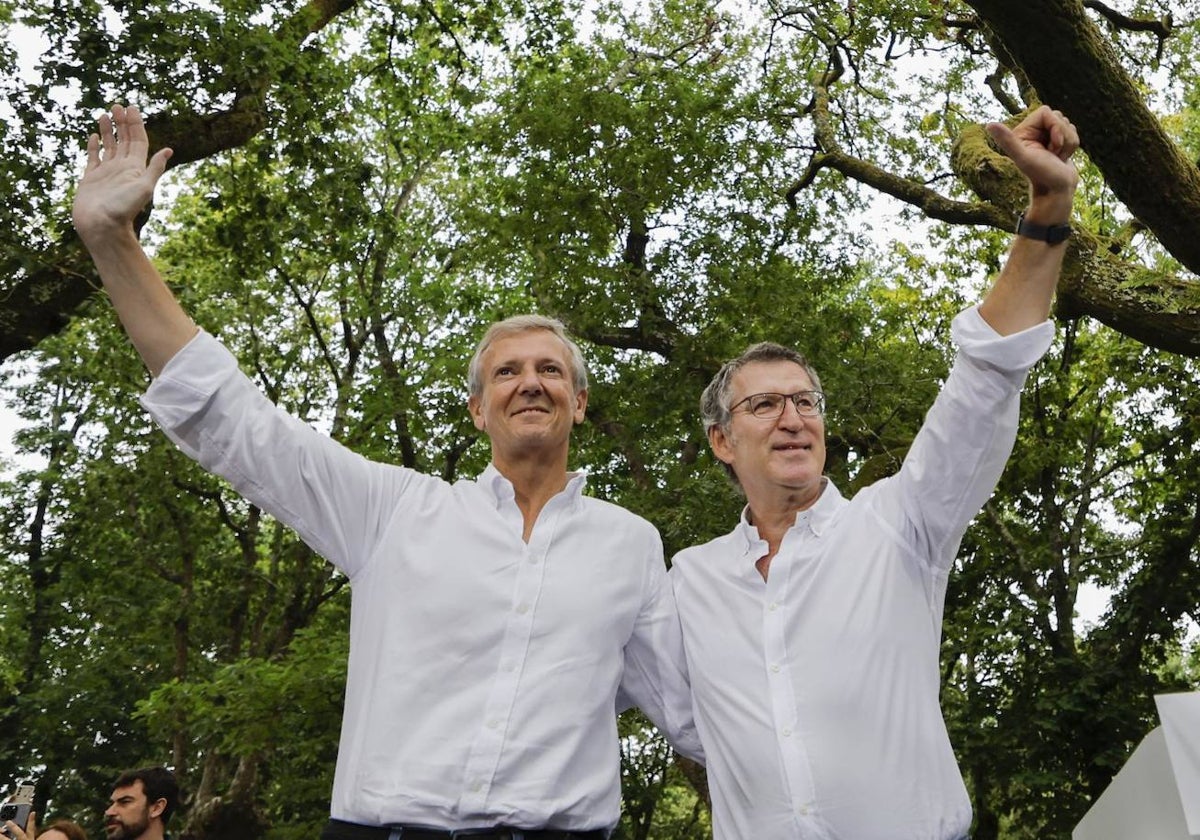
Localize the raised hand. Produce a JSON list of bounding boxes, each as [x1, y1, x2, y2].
[[985, 105, 1080, 202], [72, 103, 173, 244], [1, 808, 35, 840], [977, 104, 1081, 335], [70, 102, 194, 375]]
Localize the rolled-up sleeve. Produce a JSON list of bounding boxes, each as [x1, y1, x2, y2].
[[887, 306, 1054, 571], [951, 305, 1054, 376], [140, 330, 406, 577]]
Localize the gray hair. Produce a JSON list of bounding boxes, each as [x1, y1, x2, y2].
[[700, 342, 823, 485], [467, 315, 589, 398]]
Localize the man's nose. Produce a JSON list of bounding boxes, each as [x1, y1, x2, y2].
[[516, 366, 544, 392], [775, 397, 806, 427]]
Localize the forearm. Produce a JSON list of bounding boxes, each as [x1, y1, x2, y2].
[[896, 308, 1054, 568], [84, 225, 198, 376], [978, 191, 1072, 336], [142, 333, 408, 574]]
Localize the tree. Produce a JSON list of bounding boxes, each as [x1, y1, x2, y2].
[[944, 318, 1200, 838], [3, 1, 1200, 360], [3, 1, 1200, 838]]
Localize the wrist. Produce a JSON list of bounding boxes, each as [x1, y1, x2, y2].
[[1015, 212, 1071, 245], [1025, 185, 1075, 225], [74, 217, 142, 253]]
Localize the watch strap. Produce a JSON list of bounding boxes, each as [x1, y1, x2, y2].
[[1016, 212, 1071, 244]]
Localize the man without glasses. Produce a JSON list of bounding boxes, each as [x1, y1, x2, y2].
[[104, 767, 179, 840], [72, 102, 701, 840]]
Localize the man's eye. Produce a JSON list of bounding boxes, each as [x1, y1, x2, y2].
[[751, 395, 780, 412]]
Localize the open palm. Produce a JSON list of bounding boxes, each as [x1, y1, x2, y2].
[[72, 104, 173, 240]]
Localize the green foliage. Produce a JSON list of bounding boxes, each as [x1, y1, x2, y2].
[[616, 711, 709, 840], [945, 321, 1200, 837], [4, 1, 1200, 838]]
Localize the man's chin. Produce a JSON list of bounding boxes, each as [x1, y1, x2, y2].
[[511, 428, 570, 449]]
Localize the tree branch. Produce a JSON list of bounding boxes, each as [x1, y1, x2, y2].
[[1083, 0, 1172, 59], [966, 0, 1200, 277], [0, 0, 361, 364]]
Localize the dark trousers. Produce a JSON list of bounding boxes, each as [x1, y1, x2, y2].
[[320, 819, 609, 840]]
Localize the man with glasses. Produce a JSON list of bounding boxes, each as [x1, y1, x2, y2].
[[670, 104, 1080, 839]]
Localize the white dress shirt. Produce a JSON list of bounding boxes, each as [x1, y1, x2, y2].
[[670, 307, 1053, 840], [140, 330, 702, 832]]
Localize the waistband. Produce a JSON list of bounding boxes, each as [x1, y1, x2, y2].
[[320, 819, 609, 840]]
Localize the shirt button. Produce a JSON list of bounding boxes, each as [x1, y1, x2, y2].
[[470, 781, 483, 793], [516, 603, 530, 615], [799, 805, 810, 815], [529, 555, 540, 564], [768, 602, 778, 611], [771, 664, 781, 673], [487, 719, 500, 729], [782, 727, 792, 737], [502, 662, 516, 673]]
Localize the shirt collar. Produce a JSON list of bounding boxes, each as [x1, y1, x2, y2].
[[479, 463, 587, 509], [736, 477, 846, 549]]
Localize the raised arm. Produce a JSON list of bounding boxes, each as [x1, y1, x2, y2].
[[72, 103, 197, 375], [978, 105, 1080, 336]]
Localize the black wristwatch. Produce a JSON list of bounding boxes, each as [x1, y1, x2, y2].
[[1015, 212, 1072, 245]]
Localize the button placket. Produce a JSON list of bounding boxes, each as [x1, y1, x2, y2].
[[457, 494, 564, 811], [763, 532, 820, 822]]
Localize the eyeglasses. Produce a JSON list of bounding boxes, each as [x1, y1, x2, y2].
[[730, 390, 825, 419]]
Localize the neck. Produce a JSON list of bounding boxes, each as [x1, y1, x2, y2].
[[746, 480, 823, 555], [492, 451, 572, 541]]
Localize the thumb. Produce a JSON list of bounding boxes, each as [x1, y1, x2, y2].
[[148, 146, 174, 181], [985, 121, 1020, 160]]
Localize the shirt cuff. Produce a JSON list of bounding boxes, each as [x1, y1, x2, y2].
[[951, 305, 1054, 372], [139, 330, 240, 429]]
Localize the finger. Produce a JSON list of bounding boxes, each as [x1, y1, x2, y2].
[[987, 120, 1055, 182], [1016, 104, 1051, 137], [1058, 120, 1079, 161], [1046, 109, 1065, 152], [119, 102, 151, 159], [985, 121, 1020, 159], [1050, 111, 1078, 160], [147, 146, 174, 180], [1047, 120, 1064, 156], [98, 111, 117, 161], [85, 132, 101, 171]]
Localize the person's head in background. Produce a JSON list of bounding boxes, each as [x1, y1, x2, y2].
[[38, 820, 87, 840]]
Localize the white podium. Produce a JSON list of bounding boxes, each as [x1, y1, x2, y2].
[[1073, 692, 1200, 840]]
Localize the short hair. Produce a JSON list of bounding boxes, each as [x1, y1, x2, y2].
[[467, 315, 589, 398], [699, 342, 824, 484], [37, 820, 88, 840], [112, 766, 179, 826]]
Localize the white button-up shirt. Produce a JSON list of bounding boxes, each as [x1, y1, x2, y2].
[[141, 331, 702, 832], [671, 307, 1053, 840]]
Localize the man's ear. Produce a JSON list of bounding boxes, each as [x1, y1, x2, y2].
[[468, 394, 486, 431], [149, 798, 167, 821], [707, 424, 734, 465], [572, 388, 588, 424]]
